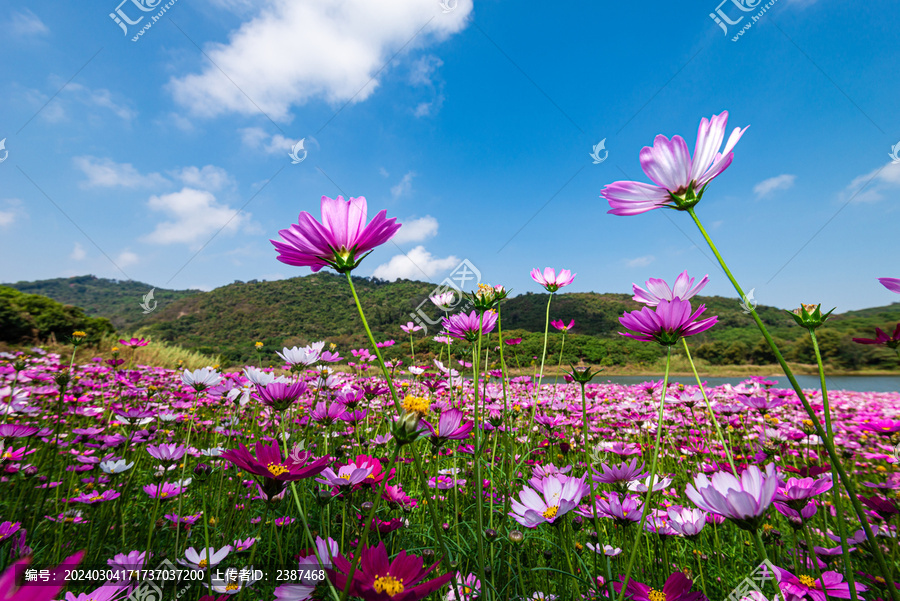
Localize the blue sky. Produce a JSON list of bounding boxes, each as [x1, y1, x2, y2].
[[1, 0, 898, 313]]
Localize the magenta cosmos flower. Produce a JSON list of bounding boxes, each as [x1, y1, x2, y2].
[[775, 568, 866, 601], [633, 271, 709, 307], [0, 551, 84, 601], [617, 572, 706, 601], [421, 408, 473, 445], [685, 464, 778, 531], [619, 298, 717, 346], [602, 111, 748, 216], [327, 542, 452, 601], [271, 195, 401, 273], [852, 323, 900, 349], [222, 441, 328, 482], [509, 474, 588, 528], [118, 337, 149, 347], [551, 319, 574, 332], [531, 267, 575, 292], [443, 310, 498, 342], [879, 277, 900, 294]]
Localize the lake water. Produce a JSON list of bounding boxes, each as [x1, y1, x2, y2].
[[573, 375, 900, 393], [463, 374, 900, 392]]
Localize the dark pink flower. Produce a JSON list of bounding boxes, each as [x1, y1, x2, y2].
[[271, 195, 401, 273], [879, 277, 900, 294], [551, 319, 574, 332], [776, 567, 866, 601], [617, 571, 706, 601], [443, 310, 497, 342], [619, 298, 718, 346]]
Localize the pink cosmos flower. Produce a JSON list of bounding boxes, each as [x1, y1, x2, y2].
[[531, 268, 575, 292], [852, 323, 900, 349], [775, 476, 833, 509], [443, 310, 498, 342], [551, 319, 574, 332], [619, 298, 718, 346], [632, 271, 709, 307], [685, 464, 779, 530], [118, 338, 149, 347], [509, 474, 588, 528], [602, 111, 749, 216], [879, 277, 900, 294], [401, 322, 423, 334], [271, 195, 401, 273], [775, 567, 867, 601]]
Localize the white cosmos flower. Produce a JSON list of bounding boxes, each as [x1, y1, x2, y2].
[[182, 368, 222, 391], [178, 545, 232, 570]]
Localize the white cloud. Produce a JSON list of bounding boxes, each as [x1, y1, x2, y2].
[[8, 10, 48, 36], [409, 55, 443, 86], [239, 127, 299, 154], [116, 250, 139, 268], [626, 255, 655, 268], [143, 188, 251, 246], [378, 167, 390, 178], [174, 165, 234, 191], [168, 0, 473, 121], [372, 245, 458, 281], [75, 156, 167, 189], [393, 215, 438, 244], [70, 243, 86, 260], [842, 161, 900, 204], [753, 174, 795, 198], [0, 199, 24, 227], [391, 171, 415, 199]]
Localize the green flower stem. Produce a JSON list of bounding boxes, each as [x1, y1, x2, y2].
[[580, 379, 602, 588], [551, 328, 567, 400], [344, 272, 463, 601], [809, 329, 858, 601], [337, 445, 400, 601], [681, 338, 737, 473], [497, 306, 514, 517], [617, 346, 671, 601], [535, 293, 554, 400], [473, 317, 490, 600], [752, 529, 787, 601], [687, 207, 900, 601]]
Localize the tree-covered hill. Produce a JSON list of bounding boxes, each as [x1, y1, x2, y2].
[[6, 274, 900, 369]]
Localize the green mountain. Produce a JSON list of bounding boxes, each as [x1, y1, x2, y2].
[[5, 274, 900, 370]]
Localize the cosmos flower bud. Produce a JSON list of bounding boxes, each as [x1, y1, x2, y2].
[[566, 365, 601, 384], [13, 360, 26, 372], [54, 371, 71, 388], [193, 463, 212, 481], [788, 303, 834, 330], [392, 411, 423, 446], [508, 530, 524, 544]]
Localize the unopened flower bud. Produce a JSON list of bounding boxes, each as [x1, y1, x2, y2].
[[509, 530, 524, 544]]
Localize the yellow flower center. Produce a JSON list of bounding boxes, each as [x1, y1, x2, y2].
[[373, 575, 405, 596], [225, 583, 240, 591], [339, 474, 352, 480], [648, 589, 667, 601], [798, 575, 817, 588], [1, 452, 12, 459], [160, 492, 169, 498], [268, 463, 289, 477], [542, 506, 559, 520], [513, 404, 521, 412], [402, 395, 430, 416], [89, 495, 102, 502], [198, 559, 208, 568]]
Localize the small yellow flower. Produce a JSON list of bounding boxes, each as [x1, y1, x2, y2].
[[255, 342, 264, 348], [111, 347, 119, 353], [876, 465, 887, 472], [402, 395, 430, 417], [72, 331, 87, 338], [209, 517, 217, 526], [329, 343, 336, 351]]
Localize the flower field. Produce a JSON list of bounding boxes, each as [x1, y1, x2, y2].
[[2, 111, 899, 601]]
